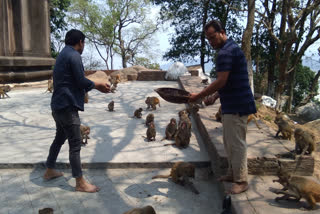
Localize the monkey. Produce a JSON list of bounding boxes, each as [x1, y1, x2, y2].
[[45, 78, 53, 93], [80, 125, 90, 145], [294, 128, 316, 155], [161, 118, 177, 141], [123, 205, 156, 214], [145, 113, 154, 126], [152, 162, 199, 194], [111, 74, 121, 85], [39, 207, 54, 214], [145, 97, 160, 110], [178, 110, 192, 137], [0, 85, 11, 99], [131, 108, 143, 118], [272, 170, 320, 210], [215, 106, 222, 122], [142, 121, 156, 141], [274, 112, 294, 140], [84, 92, 89, 103], [164, 120, 190, 148], [201, 78, 209, 85], [108, 101, 115, 111], [110, 82, 118, 93]]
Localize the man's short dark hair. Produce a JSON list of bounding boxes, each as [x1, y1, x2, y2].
[[65, 29, 85, 46], [204, 20, 226, 33]]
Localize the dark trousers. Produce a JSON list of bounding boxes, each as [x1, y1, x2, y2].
[[46, 108, 82, 178]]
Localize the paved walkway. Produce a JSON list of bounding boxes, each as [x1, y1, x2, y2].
[[0, 80, 221, 214]]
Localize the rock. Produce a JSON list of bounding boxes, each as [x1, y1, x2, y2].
[[261, 95, 277, 108], [295, 102, 320, 122]]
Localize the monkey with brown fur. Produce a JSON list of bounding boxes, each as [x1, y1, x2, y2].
[[294, 128, 316, 155], [0, 85, 11, 99], [161, 118, 177, 141], [145, 97, 160, 110], [80, 125, 90, 145], [274, 112, 293, 140], [108, 101, 115, 111], [45, 78, 53, 93], [131, 108, 143, 118], [142, 121, 156, 141], [123, 205, 156, 214], [271, 169, 320, 210], [84, 92, 89, 103], [164, 120, 191, 149], [152, 162, 199, 194], [145, 113, 154, 126]]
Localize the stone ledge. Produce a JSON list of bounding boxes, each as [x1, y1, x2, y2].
[[0, 56, 55, 67]]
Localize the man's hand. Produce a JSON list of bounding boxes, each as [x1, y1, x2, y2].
[[188, 93, 200, 103], [94, 82, 111, 93]]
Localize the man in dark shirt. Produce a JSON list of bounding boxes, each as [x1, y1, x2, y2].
[[189, 20, 256, 194], [43, 29, 110, 193]]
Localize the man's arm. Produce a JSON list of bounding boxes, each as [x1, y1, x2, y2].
[[93, 81, 111, 93], [189, 71, 230, 103]]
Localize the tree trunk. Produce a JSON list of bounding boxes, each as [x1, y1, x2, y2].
[[200, 0, 210, 74], [287, 68, 295, 113], [241, 0, 255, 94]]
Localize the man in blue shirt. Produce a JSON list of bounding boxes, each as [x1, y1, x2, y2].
[[43, 29, 111, 193], [189, 20, 256, 194]]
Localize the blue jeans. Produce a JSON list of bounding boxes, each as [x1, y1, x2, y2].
[[46, 108, 82, 178]]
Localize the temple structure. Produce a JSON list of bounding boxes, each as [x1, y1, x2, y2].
[[0, 0, 55, 83]]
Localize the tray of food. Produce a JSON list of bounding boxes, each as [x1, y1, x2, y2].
[[154, 87, 190, 104]]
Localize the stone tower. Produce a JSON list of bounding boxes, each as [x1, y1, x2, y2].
[[0, 0, 55, 83]]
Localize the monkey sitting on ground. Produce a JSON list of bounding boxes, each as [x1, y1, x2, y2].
[[123, 205, 156, 214], [145, 113, 154, 126], [108, 101, 115, 111], [145, 97, 160, 110], [294, 128, 316, 155], [80, 125, 90, 145], [131, 108, 143, 118], [45, 78, 53, 93], [110, 74, 121, 85], [110, 82, 118, 93], [161, 118, 177, 141], [164, 120, 190, 148], [0, 85, 11, 99], [152, 162, 199, 194], [142, 121, 156, 141], [201, 78, 209, 85], [39, 208, 54, 214], [274, 112, 293, 140], [84, 92, 89, 103], [271, 170, 320, 210]]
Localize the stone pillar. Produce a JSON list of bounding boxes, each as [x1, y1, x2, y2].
[[0, 0, 55, 83]]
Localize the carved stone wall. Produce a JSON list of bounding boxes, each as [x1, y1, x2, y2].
[[0, 0, 55, 83]]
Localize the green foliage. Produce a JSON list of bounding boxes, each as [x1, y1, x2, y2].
[[292, 63, 319, 106], [68, 0, 159, 68], [153, 0, 245, 66], [49, 0, 71, 58], [134, 57, 160, 69]]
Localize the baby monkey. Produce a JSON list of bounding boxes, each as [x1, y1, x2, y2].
[[123, 205, 156, 214], [131, 108, 143, 119], [80, 125, 90, 145], [161, 118, 177, 141], [152, 162, 199, 194], [108, 101, 115, 111]]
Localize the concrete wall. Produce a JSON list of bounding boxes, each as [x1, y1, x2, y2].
[[0, 0, 55, 83]]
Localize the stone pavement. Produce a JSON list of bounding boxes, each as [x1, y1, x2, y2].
[[0, 80, 221, 214]]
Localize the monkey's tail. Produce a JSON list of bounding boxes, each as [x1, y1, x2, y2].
[[164, 143, 175, 146], [152, 175, 170, 179]]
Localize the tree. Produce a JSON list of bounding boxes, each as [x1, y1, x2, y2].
[[68, 0, 160, 69], [153, 0, 244, 74], [258, 0, 320, 111], [49, 0, 72, 58]]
